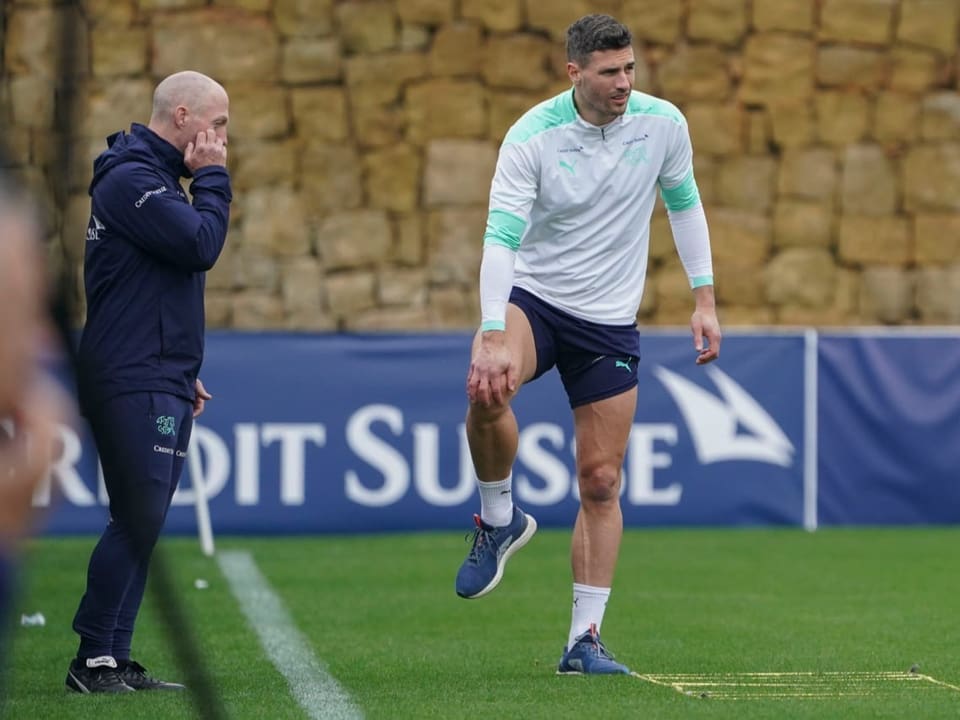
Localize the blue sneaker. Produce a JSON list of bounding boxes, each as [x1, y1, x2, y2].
[[455, 506, 537, 599], [557, 624, 631, 675]]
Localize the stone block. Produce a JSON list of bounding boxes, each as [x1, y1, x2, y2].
[[78, 79, 154, 138], [860, 266, 914, 323], [378, 267, 428, 306], [344, 52, 427, 92], [424, 139, 497, 206], [325, 271, 377, 316], [765, 248, 837, 307], [203, 291, 234, 328], [229, 139, 299, 191], [152, 10, 278, 81], [5, 7, 60, 76], [405, 80, 488, 144], [82, 0, 137, 27], [483, 35, 553, 90], [241, 189, 311, 257], [888, 45, 941, 92], [273, 0, 334, 37], [393, 213, 425, 265], [348, 91, 406, 149], [461, 0, 522, 31], [336, 1, 397, 54], [91, 27, 147, 76], [903, 143, 960, 211], [816, 46, 886, 89], [745, 109, 770, 154], [740, 34, 814, 104], [773, 200, 833, 249], [713, 256, 767, 306], [778, 148, 838, 201], [920, 92, 960, 141], [525, 0, 593, 41], [429, 22, 484, 77], [897, 0, 960, 55], [235, 252, 279, 291], [232, 291, 285, 329], [752, 0, 813, 33], [228, 84, 289, 140], [915, 265, 960, 323], [301, 143, 363, 210], [426, 208, 486, 284], [318, 210, 392, 270], [715, 155, 777, 210], [292, 88, 349, 142], [838, 216, 911, 264], [658, 45, 733, 102], [872, 92, 920, 143], [364, 144, 423, 213], [652, 257, 695, 312], [621, 0, 683, 44], [686, 102, 742, 155], [913, 213, 960, 264], [399, 24, 432, 51], [768, 101, 815, 149], [816, 91, 870, 145], [279, 257, 325, 317], [8, 75, 56, 129], [840, 144, 898, 216], [396, 0, 455, 25], [688, 0, 748, 46], [428, 285, 479, 329], [281, 38, 342, 84], [820, 0, 896, 45], [706, 208, 772, 264]]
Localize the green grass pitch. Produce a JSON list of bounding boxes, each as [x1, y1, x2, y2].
[[3, 527, 959, 719]]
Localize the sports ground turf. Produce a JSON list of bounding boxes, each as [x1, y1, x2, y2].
[[3, 527, 959, 719]]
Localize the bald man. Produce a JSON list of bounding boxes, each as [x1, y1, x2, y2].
[[67, 71, 232, 694]]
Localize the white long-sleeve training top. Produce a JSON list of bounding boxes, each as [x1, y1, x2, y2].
[[480, 88, 713, 330]]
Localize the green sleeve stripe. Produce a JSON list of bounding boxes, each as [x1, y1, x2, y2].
[[481, 320, 506, 332], [483, 209, 527, 250], [691, 275, 714, 288], [660, 169, 701, 212]]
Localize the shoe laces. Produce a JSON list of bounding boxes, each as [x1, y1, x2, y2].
[[584, 624, 617, 660], [464, 514, 497, 565]]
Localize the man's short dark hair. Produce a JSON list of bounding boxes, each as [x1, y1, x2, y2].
[[566, 14, 633, 66]]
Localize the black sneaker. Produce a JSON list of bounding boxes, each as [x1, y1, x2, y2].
[[118, 660, 186, 691], [65, 656, 135, 693]]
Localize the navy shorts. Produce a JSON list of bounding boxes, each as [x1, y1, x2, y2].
[[510, 286, 641, 408]]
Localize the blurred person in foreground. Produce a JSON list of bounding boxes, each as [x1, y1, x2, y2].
[[454, 14, 721, 674], [0, 165, 67, 661], [66, 70, 231, 694]]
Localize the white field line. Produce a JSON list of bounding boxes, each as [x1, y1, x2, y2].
[[632, 670, 960, 700], [218, 550, 363, 720]]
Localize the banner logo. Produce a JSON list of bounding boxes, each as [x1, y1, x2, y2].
[[653, 366, 795, 467]]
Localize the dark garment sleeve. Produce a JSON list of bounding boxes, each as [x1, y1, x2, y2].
[[97, 163, 232, 272]]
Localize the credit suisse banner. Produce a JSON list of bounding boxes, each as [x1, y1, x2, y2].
[[29, 329, 959, 535]]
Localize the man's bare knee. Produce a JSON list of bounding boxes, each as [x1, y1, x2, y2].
[[578, 467, 621, 506]]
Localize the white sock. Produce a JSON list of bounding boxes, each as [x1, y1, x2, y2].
[[478, 474, 513, 527], [567, 583, 611, 649]]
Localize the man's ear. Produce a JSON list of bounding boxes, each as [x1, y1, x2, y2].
[[567, 62, 580, 85]]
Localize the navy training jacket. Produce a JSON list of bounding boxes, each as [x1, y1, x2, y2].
[[78, 123, 232, 411]]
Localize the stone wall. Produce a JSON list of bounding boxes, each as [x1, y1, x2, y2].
[[2, 0, 959, 329]]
